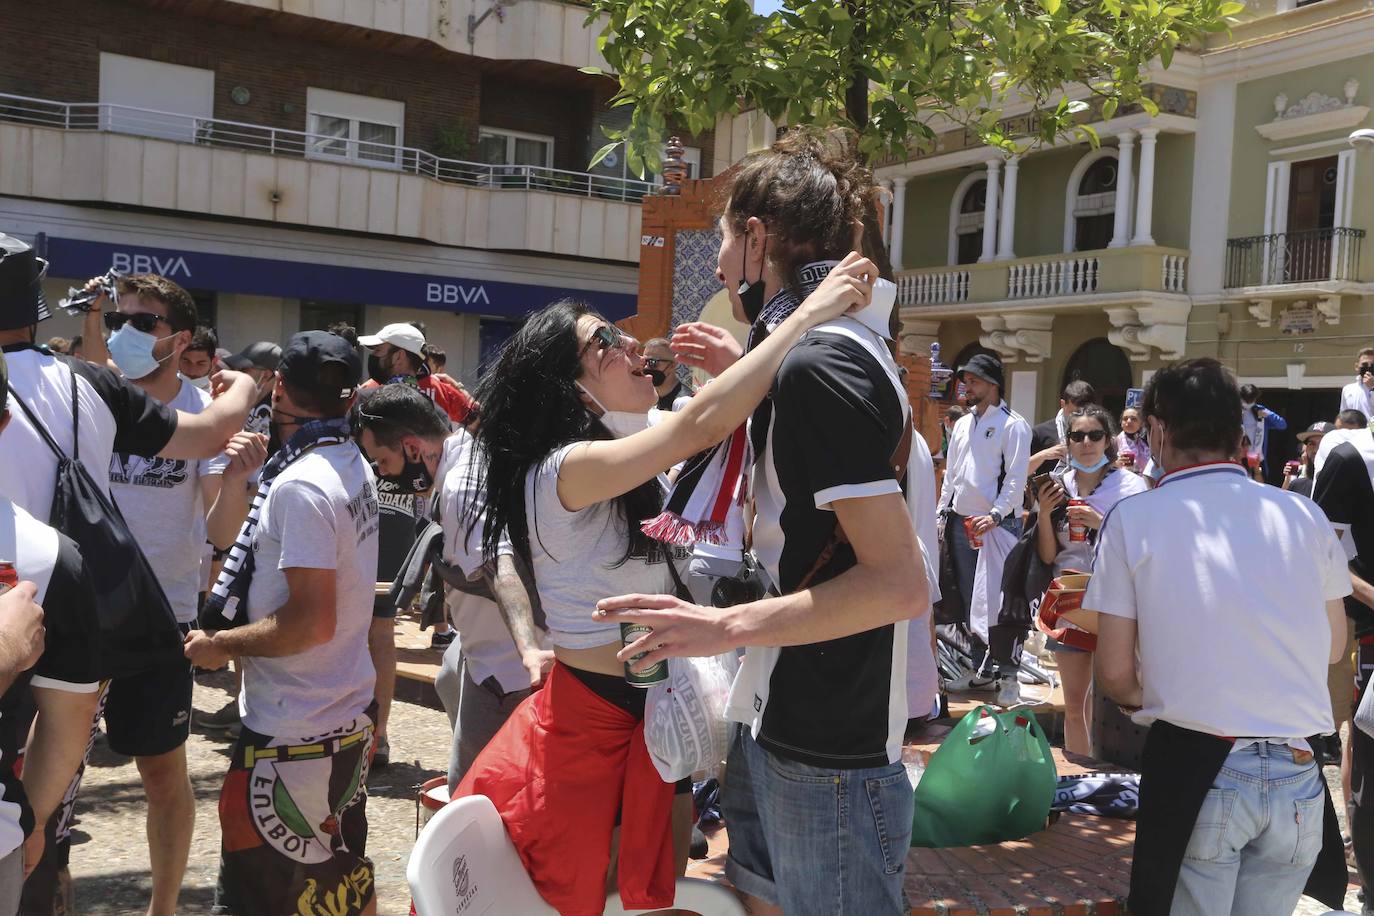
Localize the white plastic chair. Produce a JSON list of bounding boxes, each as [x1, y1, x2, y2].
[[408, 794, 746, 916]]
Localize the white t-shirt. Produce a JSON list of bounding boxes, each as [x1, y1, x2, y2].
[[109, 381, 228, 623], [524, 443, 677, 650], [0, 348, 178, 520], [239, 443, 380, 738], [1341, 380, 1374, 419], [436, 431, 535, 694], [1084, 462, 1351, 739]]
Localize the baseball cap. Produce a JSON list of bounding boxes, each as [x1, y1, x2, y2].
[[223, 341, 283, 372], [358, 322, 425, 357], [278, 331, 363, 402], [0, 234, 50, 331], [1297, 421, 1333, 443]]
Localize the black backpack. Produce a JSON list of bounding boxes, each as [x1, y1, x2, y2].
[[11, 369, 184, 678]]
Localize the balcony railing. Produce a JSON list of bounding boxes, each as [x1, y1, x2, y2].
[[1224, 227, 1365, 289], [896, 246, 1189, 310], [0, 92, 656, 204]]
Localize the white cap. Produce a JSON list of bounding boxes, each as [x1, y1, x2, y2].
[[358, 322, 426, 356]]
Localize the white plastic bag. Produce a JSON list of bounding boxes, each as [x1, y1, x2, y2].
[[643, 652, 739, 782], [1356, 677, 1374, 740]]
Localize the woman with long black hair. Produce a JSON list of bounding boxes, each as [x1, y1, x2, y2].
[[454, 255, 875, 914]]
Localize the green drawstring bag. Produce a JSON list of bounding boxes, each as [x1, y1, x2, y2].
[[910, 705, 1058, 848]]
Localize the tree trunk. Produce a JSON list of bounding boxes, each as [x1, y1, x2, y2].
[[843, 0, 896, 285]]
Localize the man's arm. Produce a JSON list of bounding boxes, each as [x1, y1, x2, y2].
[[993, 418, 1031, 522], [482, 553, 553, 686], [22, 686, 100, 855], [599, 490, 926, 664], [936, 421, 963, 512], [1095, 614, 1142, 709], [185, 568, 336, 667], [159, 371, 257, 460], [203, 432, 268, 549], [0, 582, 44, 695], [1329, 598, 1349, 664]]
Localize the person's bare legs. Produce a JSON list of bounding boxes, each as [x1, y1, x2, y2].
[[1056, 651, 1095, 756], [367, 616, 397, 743], [135, 746, 195, 916]]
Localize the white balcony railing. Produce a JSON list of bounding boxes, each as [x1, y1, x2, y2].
[[897, 269, 970, 306], [1161, 254, 1188, 292], [1008, 256, 1099, 299], [0, 93, 655, 204]]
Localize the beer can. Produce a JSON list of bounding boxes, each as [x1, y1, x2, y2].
[[620, 622, 668, 687], [963, 516, 983, 549], [1120, 450, 1135, 469], [1067, 499, 1088, 542]]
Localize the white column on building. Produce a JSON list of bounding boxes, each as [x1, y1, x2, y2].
[[980, 158, 1002, 263], [1109, 131, 1136, 248], [996, 156, 1020, 261], [1131, 127, 1159, 246], [890, 177, 909, 271], [880, 180, 894, 251]]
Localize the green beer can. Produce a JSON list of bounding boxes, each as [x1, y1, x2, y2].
[[620, 622, 668, 687]]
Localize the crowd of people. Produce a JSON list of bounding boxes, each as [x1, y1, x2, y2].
[[0, 127, 1371, 916]]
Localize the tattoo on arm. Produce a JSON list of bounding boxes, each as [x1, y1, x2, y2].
[[486, 553, 542, 654]]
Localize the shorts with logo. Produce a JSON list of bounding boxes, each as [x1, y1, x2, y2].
[[103, 623, 193, 758], [214, 705, 376, 916], [721, 724, 913, 915]]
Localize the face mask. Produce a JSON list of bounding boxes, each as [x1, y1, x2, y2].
[[576, 382, 650, 439], [379, 446, 434, 491], [108, 324, 174, 380], [1069, 456, 1110, 474], [737, 235, 768, 324], [187, 374, 212, 391], [367, 352, 390, 385]]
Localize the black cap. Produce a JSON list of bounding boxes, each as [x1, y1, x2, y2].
[[1297, 421, 1333, 442], [958, 353, 1005, 391], [223, 341, 282, 372], [0, 234, 50, 331], [278, 331, 362, 402]]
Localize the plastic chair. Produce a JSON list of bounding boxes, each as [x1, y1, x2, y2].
[[407, 794, 746, 916]]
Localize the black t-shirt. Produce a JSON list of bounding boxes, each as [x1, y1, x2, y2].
[[745, 328, 910, 769], [656, 381, 691, 412], [1313, 437, 1374, 635], [375, 478, 423, 591], [1029, 417, 1061, 477]]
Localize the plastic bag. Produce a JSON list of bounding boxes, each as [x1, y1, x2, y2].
[[643, 652, 739, 782], [1356, 676, 1374, 740], [910, 705, 1058, 848]]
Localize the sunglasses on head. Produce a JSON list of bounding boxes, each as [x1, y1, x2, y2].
[[104, 310, 166, 334], [581, 325, 627, 357], [1067, 429, 1108, 443]]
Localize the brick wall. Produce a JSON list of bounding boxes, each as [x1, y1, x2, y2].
[[479, 78, 595, 173]]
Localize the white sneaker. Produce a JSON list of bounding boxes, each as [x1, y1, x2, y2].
[[946, 671, 998, 692], [995, 675, 1022, 708]]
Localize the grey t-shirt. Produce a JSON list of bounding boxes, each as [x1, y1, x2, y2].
[[109, 380, 228, 623], [240, 443, 380, 738], [524, 443, 679, 650]]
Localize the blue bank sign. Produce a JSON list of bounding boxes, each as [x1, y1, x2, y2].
[[41, 237, 637, 320]]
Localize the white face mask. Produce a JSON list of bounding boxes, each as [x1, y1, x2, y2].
[[186, 374, 212, 391], [576, 382, 650, 439]]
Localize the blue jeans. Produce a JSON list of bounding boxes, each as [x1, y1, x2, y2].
[[721, 725, 913, 915], [1173, 741, 1326, 916]]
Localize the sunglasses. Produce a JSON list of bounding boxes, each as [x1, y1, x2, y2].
[[581, 325, 629, 358], [1360, 364, 1374, 376], [1067, 429, 1108, 443], [104, 310, 166, 334], [642, 356, 676, 370]]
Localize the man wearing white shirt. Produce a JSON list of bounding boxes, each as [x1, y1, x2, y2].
[[936, 353, 1031, 704], [1340, 348, 1374, 420], [1091, 358, 1349, 916]]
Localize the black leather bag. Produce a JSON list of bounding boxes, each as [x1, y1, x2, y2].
[[11, 372, 183, 678]]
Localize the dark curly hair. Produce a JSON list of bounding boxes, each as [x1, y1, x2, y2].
[[467, 299, 663, 567], [722, 128, 877, 296]]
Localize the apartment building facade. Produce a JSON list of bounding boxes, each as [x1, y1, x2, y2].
[[0, 0, 713, 380], [880, 0, 1374, 468]]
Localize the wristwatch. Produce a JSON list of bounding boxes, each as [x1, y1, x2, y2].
[[989, 509, 1003, 526]]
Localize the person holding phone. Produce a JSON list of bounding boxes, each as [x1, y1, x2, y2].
[[1340, 347, 1374, 420], [1033, 405, 1147, 756]]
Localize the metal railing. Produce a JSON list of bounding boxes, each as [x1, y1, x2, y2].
[[1225, 227, 1365, 288], [0, 92, 657, 204]]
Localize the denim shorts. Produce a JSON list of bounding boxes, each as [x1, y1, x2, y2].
[[721, 724, 913, 915]]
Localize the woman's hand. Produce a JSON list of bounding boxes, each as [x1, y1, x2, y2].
[[1037, 479, 1066, 516], [671, 322, 742, 378], [795, 251, 876, 327], [1066, 501, 1104, 531]]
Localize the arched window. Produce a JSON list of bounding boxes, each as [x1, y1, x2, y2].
[[1062, 338, 1133, 416], [948, 172, 995, 266], [1062, 149, 1122, 253]]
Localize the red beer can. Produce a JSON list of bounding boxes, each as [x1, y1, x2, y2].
[[1067, 499, 1088, 543], [963, 516, 983, 549]]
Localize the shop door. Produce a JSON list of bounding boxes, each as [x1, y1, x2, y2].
[[1258, 387, 1340, 480]]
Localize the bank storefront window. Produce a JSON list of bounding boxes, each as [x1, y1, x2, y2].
[[300, 300, 363, 334]]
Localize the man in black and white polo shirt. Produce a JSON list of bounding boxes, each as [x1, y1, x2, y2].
[[1312, 414, 1374, 900], [936, 353, 1031, 704], [600, 256, 932, 916], [0, 351, 103, 915]]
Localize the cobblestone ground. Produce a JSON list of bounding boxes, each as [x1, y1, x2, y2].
[[60, 671, 1367, 915], [67, 668, 451, 916]]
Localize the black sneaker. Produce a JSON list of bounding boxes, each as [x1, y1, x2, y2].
[[195, 701, 240, 731], [430, 630, 456, 649], [689, 826, 709, 860]]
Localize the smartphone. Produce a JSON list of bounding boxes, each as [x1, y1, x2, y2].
[[1028, 472, 1054, 495]]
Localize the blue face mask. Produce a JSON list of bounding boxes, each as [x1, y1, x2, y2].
[[1069, 456, 1110, 474], [108, 324, 174, 380]]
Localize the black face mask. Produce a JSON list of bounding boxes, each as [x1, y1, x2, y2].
[[367, 352, 390, 385], [737, 236, 768, 324], [379, 449, 434, 492], [646, 368, 668, 387]]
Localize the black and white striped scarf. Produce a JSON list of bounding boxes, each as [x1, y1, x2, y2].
[[200, 417, 352, 629], [642, 262, 834, 546]]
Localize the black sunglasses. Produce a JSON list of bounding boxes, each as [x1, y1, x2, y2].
[[1067, 429, 1108, 443], [104, 310, 166, 334], [1360, 364, 1374, 376], [642, 356, 676, 370], [580, 325, 626, 358]]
